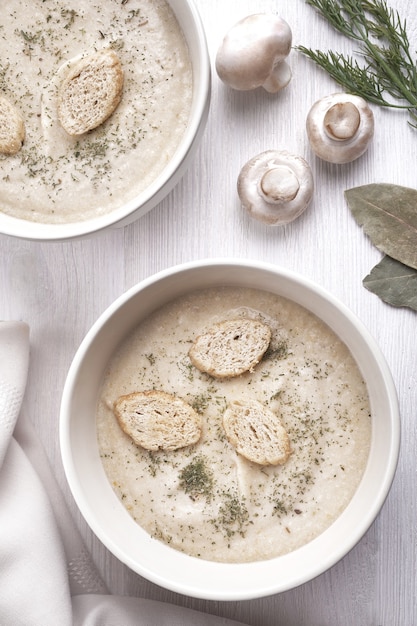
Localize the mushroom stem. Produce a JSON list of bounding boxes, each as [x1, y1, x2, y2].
[[306, 93, 374, 163], [323, 102, 360, 141], [262, 60, 292, 93], [259, 165, 299, 203], [237, 150, 314, 225]]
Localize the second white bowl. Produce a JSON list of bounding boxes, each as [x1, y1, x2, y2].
[[60, 259, 400, 600]]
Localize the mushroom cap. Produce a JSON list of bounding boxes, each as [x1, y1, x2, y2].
[[306, 93, 374, 164], [237, 150, 314, 225], [215, 14, 292, 92]]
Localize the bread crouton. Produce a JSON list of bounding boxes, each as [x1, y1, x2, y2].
[[113, 390, 202, 451], [189, 318, 271, 379], [57, 48, 123, 135], [223, 399, 291, 465], [0, 95, 25, 155]]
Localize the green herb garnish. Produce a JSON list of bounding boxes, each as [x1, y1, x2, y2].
[[297, 0, 417, 127], [178, 455, 214, 502], [215, 493, 250, 538]]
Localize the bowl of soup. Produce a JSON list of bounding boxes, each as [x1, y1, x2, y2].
[[0, 0, 210, 241], [60, 258, 400, 600]]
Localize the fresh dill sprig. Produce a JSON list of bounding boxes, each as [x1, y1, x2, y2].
[[297, 0, 417, 127]]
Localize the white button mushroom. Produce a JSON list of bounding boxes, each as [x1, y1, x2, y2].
[[237, 150, 314, 225], [215, 14, 292, 93], [306, 93, 374, 163]]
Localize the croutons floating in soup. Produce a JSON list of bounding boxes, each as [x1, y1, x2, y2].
[[0, 0, 192, 223], [96, 286, 372, 563]]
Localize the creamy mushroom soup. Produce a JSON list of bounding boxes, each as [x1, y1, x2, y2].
[[97, 287, 372, 563], [0, 0, 192, 223]]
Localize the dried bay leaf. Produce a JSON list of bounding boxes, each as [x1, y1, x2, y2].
[[345, 184, 417, 270], [363, 256, 417, 311]]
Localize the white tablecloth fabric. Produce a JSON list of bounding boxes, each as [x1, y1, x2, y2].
[[0, 321, 248, 626]]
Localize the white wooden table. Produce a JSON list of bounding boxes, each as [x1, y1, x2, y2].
[[1, 1, 416, 624]]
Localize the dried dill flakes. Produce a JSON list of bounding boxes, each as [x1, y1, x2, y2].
[[213, 492, 250, 539], [271, 469, 315, 520], [145, 450, 161, 477], [74, 137, 109, 162], [60, 9, 78, 28], [265, 339, 289, 361], [189, 393, 211, 414], [272, 499, 288, 517], [145, 353, 156, 366], [178, 358, 195, 382], [189, 387, 226, 415], [178, 455, 214, 502]]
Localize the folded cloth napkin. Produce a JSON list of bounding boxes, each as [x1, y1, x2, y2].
[[0, 322, 248, 626]]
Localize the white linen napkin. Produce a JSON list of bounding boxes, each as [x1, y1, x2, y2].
[[0, 322, 248, 626]]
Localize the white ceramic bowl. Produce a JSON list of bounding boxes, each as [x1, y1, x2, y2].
[[60, 259, 400, 600], [0, 0, 210, 242]]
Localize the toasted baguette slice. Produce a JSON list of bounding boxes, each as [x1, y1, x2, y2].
[[58, 48, 123, 135], [189, 318, 271, 379], [0, 96, 25, 155], [114, 390, 202, 451], [223, 399, 291, 465]]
